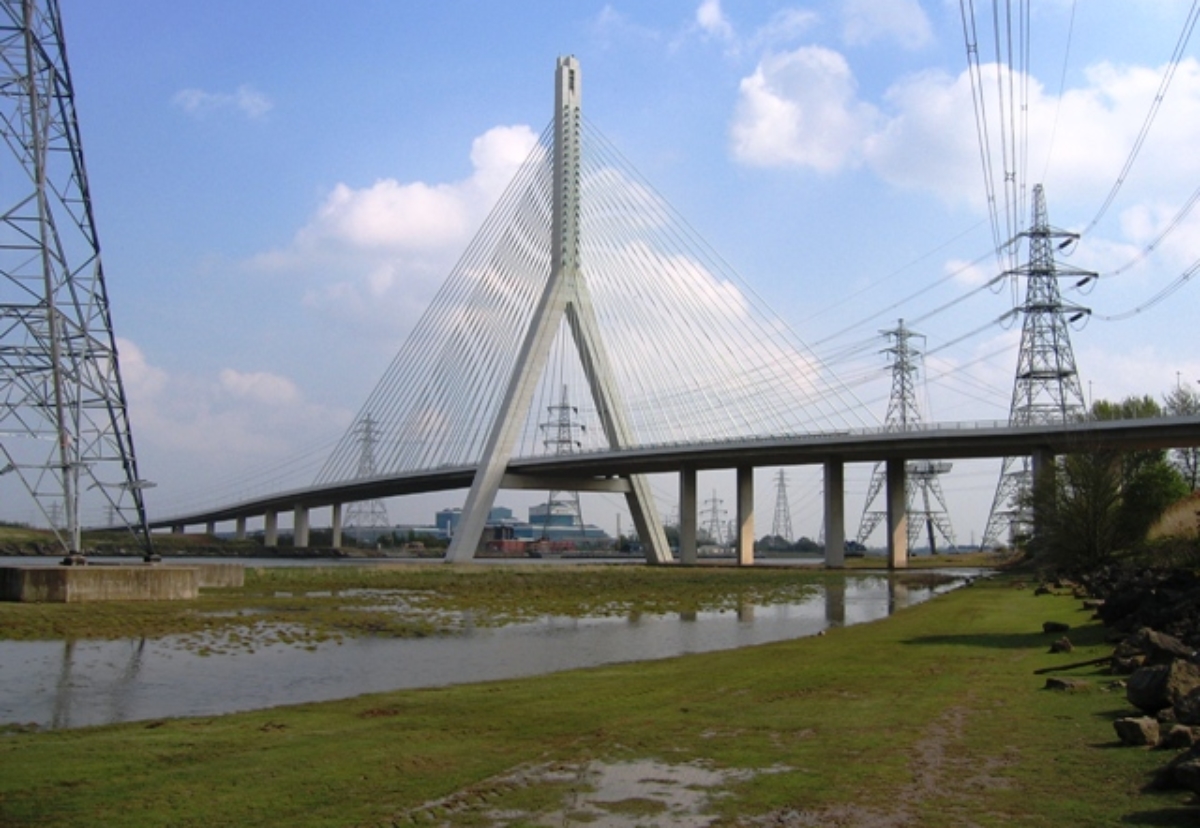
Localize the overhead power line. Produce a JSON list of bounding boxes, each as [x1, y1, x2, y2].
[[1095, 256, 1200, 321], [1080, 0, 1200, 237]]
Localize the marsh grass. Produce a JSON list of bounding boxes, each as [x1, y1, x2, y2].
[[1, 571, 1195, 826], [0, 564, 839, 650]]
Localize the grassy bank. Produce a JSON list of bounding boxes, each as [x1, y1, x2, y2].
[[1, 570, 1193, 826]]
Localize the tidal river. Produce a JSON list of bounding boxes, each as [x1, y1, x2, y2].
[[0, 567, 982, 730]]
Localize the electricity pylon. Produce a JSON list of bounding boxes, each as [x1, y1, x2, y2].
[[855, 320, 957, 552], [980, 184, 1092, 549], [771, 469, 793, 542], [0, 0, 152, 559], [703, 489, 726, 547], [342, 414, 390, 536], [536, 384, 585, 539]]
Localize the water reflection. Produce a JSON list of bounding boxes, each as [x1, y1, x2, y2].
[[0, 572, 978, 730], [825, 579, 845, 627]]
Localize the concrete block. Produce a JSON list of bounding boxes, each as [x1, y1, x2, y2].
[[0, 566, 199, 602], [166, 562, 245, 588]]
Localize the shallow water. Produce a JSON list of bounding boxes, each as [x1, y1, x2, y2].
[[0, 571, 980, 730]]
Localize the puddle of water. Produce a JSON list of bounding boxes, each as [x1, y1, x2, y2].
[[0, 573, 980, 730], [398, 758, 789, 828]]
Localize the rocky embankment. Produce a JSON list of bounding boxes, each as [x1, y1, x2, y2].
[[1055, 567, 1200, 797]]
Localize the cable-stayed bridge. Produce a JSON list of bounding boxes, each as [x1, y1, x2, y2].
[[142, 57, 1200, 567]]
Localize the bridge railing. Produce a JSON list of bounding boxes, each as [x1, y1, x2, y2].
[[537, 418, 1023, 459]]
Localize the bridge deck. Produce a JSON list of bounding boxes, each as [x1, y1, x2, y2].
[[148, 415, 1200, 530]]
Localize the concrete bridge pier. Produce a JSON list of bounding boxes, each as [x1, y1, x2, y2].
[[264, 510, 279, 547], [1031, 447, 1055, 552], [736, 466, 754, 566], [235, 516, 246, 541], [293, 504, 310, 548], [679, 467, 697, 564], [331, 503, 343, 549], [886, 457, 908, 569], [823, 459, 845, 568]]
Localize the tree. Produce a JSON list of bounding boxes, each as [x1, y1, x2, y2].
[[1164, 383, 1200, 490], [1035, 450, 1122, 568], [1033, 395, 1189, 568]]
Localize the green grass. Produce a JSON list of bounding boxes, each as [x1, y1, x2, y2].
[[0, 570, 1194, 826]]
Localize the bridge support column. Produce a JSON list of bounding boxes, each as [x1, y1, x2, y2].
[[736, 466, 755, 566], [235, 516, 246, 541], [205, 521, 215, 537], [679, 467, 697, 564], [264, 510, 278, 548], [823, 459, 845, 568], [171, 525, 184, 535], [886, 457, 908, 569], [294, 505, 310, 549], [331, 504, 343, 549], [1031, 447, 1055, 553]]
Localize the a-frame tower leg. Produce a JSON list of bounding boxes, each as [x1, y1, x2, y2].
[[446, 56, 670, 564]]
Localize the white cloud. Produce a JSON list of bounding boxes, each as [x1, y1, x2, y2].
[[696, 0, 735, 41], [1077, 344, 1200, 404], [730, 47, 881, 172], [117, 341, 351, 513], [841, 0, 933, 50], [248, 124, 540, 324], [732, 50, 1200, 233], [299, 179, 470, 251], [173, 84, 273, 120], [751, 8, 820, 48], [116, 337, 167, 399], [945, 257, 991, 287], [591, 5, 660, 44], [682, 3, 822, 56], [218, 369, 301, 405]]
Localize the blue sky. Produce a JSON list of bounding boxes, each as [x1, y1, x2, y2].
[[29, 0, 1200, 542]]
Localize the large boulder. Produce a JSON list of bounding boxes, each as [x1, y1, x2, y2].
[[1049, 636, 1073, 654], [1132, 628, 1196, 664], [1169, 750, 1200, 796], [1113, 716, 1160, 747], [1161, 724, 1200, 750], [1176, 687, 1200, 725], [1126, 661, 1200, 713]]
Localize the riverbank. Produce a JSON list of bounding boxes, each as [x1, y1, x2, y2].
[[1, 569, 1193, 826]]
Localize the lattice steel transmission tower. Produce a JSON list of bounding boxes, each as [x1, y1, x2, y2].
[[980, 185, 1092, 549], [342, 414, 390, 536], [702, 490, 726, 547], [771, 469, 793, 542], [0, 0, 151, 558], [535, 384, 585, 538], [856, 320, 957, 552]]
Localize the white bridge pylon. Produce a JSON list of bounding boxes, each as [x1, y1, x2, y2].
[[448, 57, 670, 562], [315, 57, 874, 563]]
